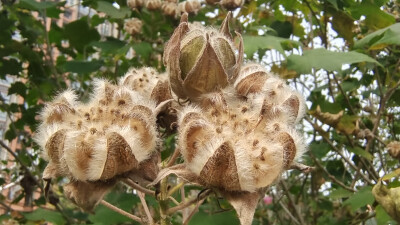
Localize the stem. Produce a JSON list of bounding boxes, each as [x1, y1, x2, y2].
[[137, 191, 154, 225], [100, 200, 143, 223], [167, 182, 184, 197], [123, 178, 155, 196], [159, 177, 169, 225], [166, 189, 211, 215], [281, 181, 306, 225], [311, 155, 355, 192], [182, 198, 206, 225]]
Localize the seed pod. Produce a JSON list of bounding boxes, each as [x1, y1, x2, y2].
[[205, 0, 221, 5], [178, 0, 201, 14], [221, 0, 244, 10], [64, 180, 116, 212], [161, 2, 178, 17], [178, 91, 305, 192], [127, 0, 144, 9], [120, 67, 172, 105], [235, 63, 270, 96], [388, 141, 400, 160], [124, 18, 143, 36], [164, 12, 243, 99], [145, 0, 161, 10]]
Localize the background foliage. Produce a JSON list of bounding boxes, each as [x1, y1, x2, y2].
[[0, 0, 400, 224]]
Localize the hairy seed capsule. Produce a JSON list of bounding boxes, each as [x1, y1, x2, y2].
[[124, 18, 143, 36], [164, 12, 243, 99]]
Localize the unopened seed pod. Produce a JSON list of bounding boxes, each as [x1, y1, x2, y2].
[[145, 0, 162, 10], [127, 0, 144, 9], [205, 0, 221, 5], [161, 2, 178, 17], [124, 18, 143, 36], [178, 0, 201, 14], [221, 0, 244, 10], [164, 12, 243, 99], [120, 67, 172, 105]]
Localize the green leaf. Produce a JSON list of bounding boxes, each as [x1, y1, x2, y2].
[[343, 186, 374, 211], [347, 146, 373, 161], [270, 21, 293, 38], [310, 141, 331, 158], [19, 0, 58, 10], [95, 1, 130, 19], [64, 19, 100, 52], [243, 35, 301, 56], [188, 209, 240, 225], [330, 188, 353, 199], [350, 2, 395, 30], [23, 208, 65, 225], [375, 205, 396, 225], [356, 23, 400, 50], [89, 191, 140, 225], [64, 60, 103, 74], [91, 39, 126, 53], [341, 79, 360, 92], [287, 48, 380, 74], [8, 82, 27, 98], [132, 42, 153, 59]]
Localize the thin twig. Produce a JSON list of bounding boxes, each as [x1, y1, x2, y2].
[[166, 147, 181, 168], [278, 201, 301, 225], [167, 182, 184, 197], [305, 117, 375, 185], [137, 191, 154, 225], [166, 189, 212, 215], [311, 155, 355, 192], [100, 200, 143, 223], [182, 198, 206, 225], [281, 181, 306, 225], [123, 178, 155, 196], [0, 140, 42, 191]]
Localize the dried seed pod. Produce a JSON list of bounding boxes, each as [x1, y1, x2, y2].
[[124, 18, 143, 36], [164, 12, 243, 99], [119, 67, 172, 105], [127, 0, 144, 9], [145, 0, 162, 10], [221, 0, 244, 10], [178, 90, 305, 192], [64, 180, 116, 212], [388, 141, 400, 160], [161, 1, 178, 17], [205, 0, 221, 5], [235, 63, 270, 96], [178, 0, 201, 14]]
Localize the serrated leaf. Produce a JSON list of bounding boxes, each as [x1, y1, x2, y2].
[[64, 60, 103, 74], [347, 146, 373, 161], [343, 186, 374, 211], [287, 48, 380, 74], [350, 2, 395, 30], [243, 35, 301, 56]]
